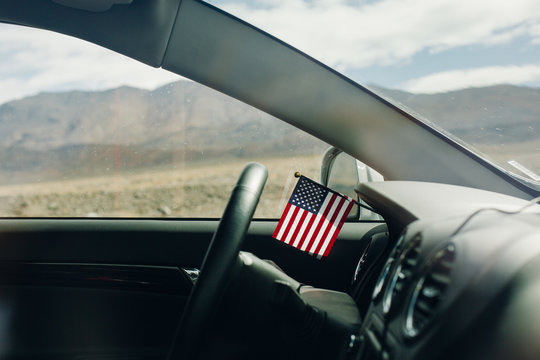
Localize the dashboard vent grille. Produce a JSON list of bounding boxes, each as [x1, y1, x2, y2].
[[382, 235, 422, 315], [405, 243, 456, 338], [372, 232, 406, 301]]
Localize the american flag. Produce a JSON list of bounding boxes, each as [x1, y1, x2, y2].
[[273, 175, 355, 258]]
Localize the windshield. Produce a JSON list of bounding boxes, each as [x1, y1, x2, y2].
[[0, 24, 329, 218], [209, 0, 540, 185], [1, 0, 540, 218]]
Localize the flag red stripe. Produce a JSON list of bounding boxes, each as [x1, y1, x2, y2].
[[313, 196, 346, 256], [297, 212, 318, 250], [314, 196, 352, 257], [284, 207, 305, 244], [292, 212, 313, 248], [308, 194, 342, 254], [272, 202, 292, 239], [288, 209, 308, 246], [305, 193, 337, 253], [281, 206, 300, 243], [322, 200, 355, 257]]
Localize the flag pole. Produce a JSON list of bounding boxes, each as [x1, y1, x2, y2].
[[294, 171, 301, 178]]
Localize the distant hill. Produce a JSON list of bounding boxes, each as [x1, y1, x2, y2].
[[370, 84, 540, 145], [0, 81, 323, 152], [0, 81, 539, 184], [0, 81, 327, 183]]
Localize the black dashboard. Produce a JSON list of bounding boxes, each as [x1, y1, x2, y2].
[[354, 181, 540, 360], [0, 181, 537, 360]]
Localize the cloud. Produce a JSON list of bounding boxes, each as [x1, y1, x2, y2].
[[2, 0, 540, 104], [213, 0, 540, 70], [399, 64, 540, 93], [0, 24, 182, 105]]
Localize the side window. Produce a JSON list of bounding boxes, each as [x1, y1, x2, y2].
[[0, 24, 330, 218]]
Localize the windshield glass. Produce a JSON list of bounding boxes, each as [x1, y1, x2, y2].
[[2, 1, 540, 218], [0, 24, 329, 218], [209, 0, 540, 185]]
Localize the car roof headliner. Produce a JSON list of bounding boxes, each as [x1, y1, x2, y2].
[[0, 0, 535, 199]]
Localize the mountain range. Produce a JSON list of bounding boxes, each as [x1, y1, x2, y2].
[[371, 84, 540, 145], [0, 81, 538, 184], [0, 81, 326, 183]]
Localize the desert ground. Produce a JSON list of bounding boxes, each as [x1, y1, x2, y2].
[[0, 145, 537, 219], [474, 141, 540, 176], [0, 155, 322, 218]]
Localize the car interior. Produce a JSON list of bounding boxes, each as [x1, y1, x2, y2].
[[1, 1, 540, 360]]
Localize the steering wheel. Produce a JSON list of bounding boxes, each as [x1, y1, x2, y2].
[[167, 162, 268, 360]]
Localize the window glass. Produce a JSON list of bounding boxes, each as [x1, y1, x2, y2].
[[0, 24, 329, 218], [211, 0, 540, 189]]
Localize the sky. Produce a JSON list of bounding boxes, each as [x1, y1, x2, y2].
[[1, 0, 540, 105]]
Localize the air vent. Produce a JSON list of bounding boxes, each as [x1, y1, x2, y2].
[[372, 258, 394, 301], [382, 235, 422, 315], [372, 232, 406, 301], [404, 243, 456, 338]]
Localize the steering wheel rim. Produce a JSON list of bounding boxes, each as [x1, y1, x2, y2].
[[168, 162, 268, 360]]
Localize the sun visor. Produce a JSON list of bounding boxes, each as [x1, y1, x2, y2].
[[52, 0, 132, 12], [0, 0, 180, 67]]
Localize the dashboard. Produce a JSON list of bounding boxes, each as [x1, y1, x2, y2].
[[354, 181, 540, 360], [0, 180, 537, 360]]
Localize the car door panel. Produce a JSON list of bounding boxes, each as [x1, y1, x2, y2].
[[0, 219, 384, 289], [0, 276, 185, 360], [0, 219, 385, 359]]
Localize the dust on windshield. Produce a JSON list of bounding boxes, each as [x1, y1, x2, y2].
[[0, 23, 329, 218], [0, 80, 328, 218], [211, 0, 540, 186], [370, 85, 540, 185]]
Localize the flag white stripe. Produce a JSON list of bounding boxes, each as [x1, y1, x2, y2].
[[300, 213, 323, 251], [317, 199, 352, 256], [307, 216, 331, 254], [284, 208, 305, 244], [300, 194, 332, 251], [292, 212, 312, 248], [276, 205, 296, 241], [308, 195, 342, 254]]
